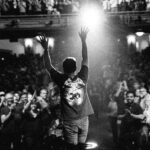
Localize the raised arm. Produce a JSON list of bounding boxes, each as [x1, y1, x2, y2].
[[79, 27, 89, 67], [37, 34, 55, 73]]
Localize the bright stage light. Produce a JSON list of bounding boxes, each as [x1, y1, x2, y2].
[[48, 37, 54, 48], [136, 41, 139, 50], [136, 31, 144, 37], [127, 35, 136, 45], [24, 38, 33, 47], [79, 5, 104, 30], [86, 141, 98, 149]]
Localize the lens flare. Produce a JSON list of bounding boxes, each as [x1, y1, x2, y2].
[[86, 141, 98, 149], [127, 35, 136, 45], [136, 31, 144, 37], [24, 38, 33, 47], [48, 37, 54, 48], [79, 5, 104, 30]]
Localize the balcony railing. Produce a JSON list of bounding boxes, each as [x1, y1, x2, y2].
[[0, 11, 150, 30]]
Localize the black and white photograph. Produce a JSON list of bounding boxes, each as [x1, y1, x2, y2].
[[0, 0, 150, 150]]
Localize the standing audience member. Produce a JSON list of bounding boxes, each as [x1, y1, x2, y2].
[[22, 93, 42, 150], [119, 91, 143, 150], [0, 93, 16, 150]]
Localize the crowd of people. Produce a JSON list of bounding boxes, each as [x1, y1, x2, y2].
[[103, 0, 149, 12], [0, 0, 149, 16], [1, 29, 150, 150], [100, 47, 150, 150], [0, 85, 63, 150], [1, 42, 150, 150], [0, 51, 64, 150], [0, 27, 94, 150], [0, 0, 79, 16]]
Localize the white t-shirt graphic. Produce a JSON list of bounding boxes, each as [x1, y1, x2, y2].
[[63, 78, 85, 106]]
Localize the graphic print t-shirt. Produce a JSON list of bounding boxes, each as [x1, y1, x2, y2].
[[50, 65, 94, 121]]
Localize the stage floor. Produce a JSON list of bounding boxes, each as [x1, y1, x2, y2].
[[87, 113, 118, 150]]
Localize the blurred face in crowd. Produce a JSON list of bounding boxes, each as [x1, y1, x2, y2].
[[140, 87, 147, 98], [133, 82, 140, 90], [135, 89, 141, 97], [22, 88, 28, 94], [28, 93, 33, 102], [126, 92, 134, 104], [40, 89, 47, 100], [37, 96, 48, 109], [14, 93, 20, 103], [105, 79, 112, 88], [5, 93, 14, 107], [20, 93, 28, 103]]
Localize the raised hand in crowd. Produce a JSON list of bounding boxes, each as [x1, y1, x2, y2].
[[37, 33, 49, 50], [79, 27, 89, 42]]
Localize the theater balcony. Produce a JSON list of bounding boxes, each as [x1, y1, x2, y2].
[[0, 11, 150, 40]]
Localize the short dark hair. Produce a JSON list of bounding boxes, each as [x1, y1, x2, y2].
[[63, 57, 77, 74], [126, 91, 135, 97]]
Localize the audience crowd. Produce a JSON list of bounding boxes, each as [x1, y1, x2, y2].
[[0, 0, 79, 16], [1, 42, 150, 150], [0, 0, 149, 16], [103, 0, 149, 12], [101, 47, 150, 150]]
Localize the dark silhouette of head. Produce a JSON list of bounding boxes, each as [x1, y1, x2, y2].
[[63, 57, 77, 74]]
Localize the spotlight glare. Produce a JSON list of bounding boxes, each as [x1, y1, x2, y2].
[[79, 5, 103, 30], [127, 35, 136, 45], [86, 141, 98, 149], [136, 31, 144, 37], [48, 37, 54, 48], [24, 38, 33, 48], [136, 41, 139, 50]]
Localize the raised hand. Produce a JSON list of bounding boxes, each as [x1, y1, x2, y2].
[[37, 33, 49, 50], [79, 27, 89, 42]]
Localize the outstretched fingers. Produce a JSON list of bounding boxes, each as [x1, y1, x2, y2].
[[79, 27, 89, 40], [36, 33, 49, 49], [37, 33, 47, 42]]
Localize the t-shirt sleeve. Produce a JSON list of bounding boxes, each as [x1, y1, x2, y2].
[[49, 68, 63, 86], [78, 65, 88, 83]]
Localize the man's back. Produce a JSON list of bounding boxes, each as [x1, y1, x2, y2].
[[49, 65, 94, 121]]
